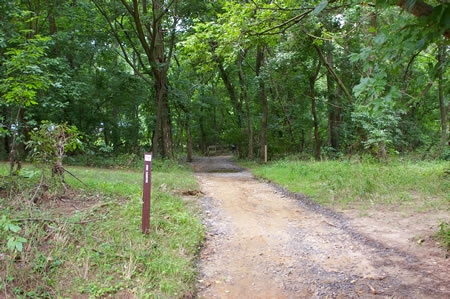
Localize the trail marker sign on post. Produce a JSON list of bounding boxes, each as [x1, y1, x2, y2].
[[142, 153, 152, 234], [264, 145, 267, 163]]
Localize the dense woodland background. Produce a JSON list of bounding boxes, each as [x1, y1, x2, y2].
[[1, 0, 448, 165]]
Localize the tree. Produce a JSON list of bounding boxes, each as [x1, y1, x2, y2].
[[92, 0, 180, 158], [1, 34, 50, 174]]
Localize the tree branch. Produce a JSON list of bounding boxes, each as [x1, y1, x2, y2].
[[396, 0, 450, 39], [311, 38, 353, 104]]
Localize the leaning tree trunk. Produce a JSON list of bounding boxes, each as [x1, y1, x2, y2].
[[217, 59, 243, 128]]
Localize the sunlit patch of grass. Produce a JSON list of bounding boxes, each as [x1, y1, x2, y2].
[[240, 159, 449, 211], [0, 161, 203, 297]]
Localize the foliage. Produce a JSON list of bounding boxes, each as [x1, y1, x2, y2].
[[0, 0, 447, 162], [351, 104, 402, 157], [0, 214, 26, 253], [435, 221, 450, 251], [1, 35, 50, 106], [26, 121, 82, 168]]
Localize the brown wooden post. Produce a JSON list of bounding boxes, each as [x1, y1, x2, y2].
[[264, 145, 267, 163], [142, 152, 152, 234]]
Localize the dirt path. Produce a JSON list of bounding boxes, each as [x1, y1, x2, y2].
[[192, 156, 449, 298]]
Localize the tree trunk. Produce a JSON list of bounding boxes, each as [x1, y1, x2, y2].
[[310, 60, 322, 160], [151, 0, 173, 159], [299, 129, 305, 152], [438, 44, 448, 155], [161, 90, 173, 159], [270, 77, 295, 144], [186, 119, 193, 162], [9, 106, 22, 175], [238, 50, 253, 160], [312, 42, 352, 104], [216, 59, 242, 127], [199, 105, 207, 154], [326, 49, 339, 151], [151, 81, 163, 157], [256, 45, 268, 160], [177, 117, 183, 151]]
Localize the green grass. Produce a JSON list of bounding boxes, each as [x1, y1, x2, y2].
[[240, 158, 449, 210], [435, 222, 450, 252], [0, 161, 203, 298]]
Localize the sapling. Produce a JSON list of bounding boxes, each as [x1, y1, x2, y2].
[[26, 121, 82, 193]]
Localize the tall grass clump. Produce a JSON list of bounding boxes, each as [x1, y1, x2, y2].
[[435, 222, 450, 252]]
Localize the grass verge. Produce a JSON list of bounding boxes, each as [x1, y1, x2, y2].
[[0, 161, 203, 298], [240, 158, 449, 211]]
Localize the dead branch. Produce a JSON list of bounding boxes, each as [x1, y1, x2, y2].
[[30, 172, 44, 203], [63, 168, 90, 188], [13, 218, 100, 225]]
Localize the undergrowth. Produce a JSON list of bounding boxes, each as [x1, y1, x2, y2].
[[0, 160, 203, 298], [64, 152, 189, 170]]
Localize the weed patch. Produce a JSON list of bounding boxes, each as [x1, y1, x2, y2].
[[435, 222, 450, 252], [0, 161, 203, 297]]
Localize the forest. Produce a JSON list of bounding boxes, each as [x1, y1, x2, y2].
[[0, 0, 448, 165], [0, 0, 449, 297]]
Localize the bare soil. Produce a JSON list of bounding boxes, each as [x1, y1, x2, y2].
[[192, 156, 449, 298]]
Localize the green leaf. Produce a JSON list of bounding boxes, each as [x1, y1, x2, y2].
[[16, 241, 23, 252], [8, 223, 21, 233], [7, 237, 16, 252], [312, 1, 328, 16], [374, 33, 386, 45]]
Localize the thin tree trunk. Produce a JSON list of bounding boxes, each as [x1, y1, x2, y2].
[[186, 119, 193, 162], [161, 90, 173, 159], [199, 105, 207, 154], [300, 129, 305, 152], [310, 60, 322, 160], [438, 44, 448, 155], [326, 49, 339, 151], [238, 50, 253, 159], [9, 106, 22, 175], [311, 42, 353, 104], [270, 77, 295, 142], [256, 45, 268, 160], [178, 117, 183, 151]]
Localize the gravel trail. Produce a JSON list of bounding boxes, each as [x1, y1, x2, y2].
[[193, 156, 449, 298]]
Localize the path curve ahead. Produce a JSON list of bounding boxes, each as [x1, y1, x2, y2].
[[192, 156, 449, 298]]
